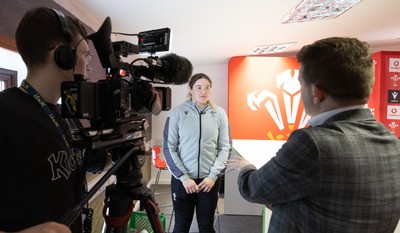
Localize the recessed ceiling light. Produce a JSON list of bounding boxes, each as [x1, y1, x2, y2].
[[282, 0, 363, 24], [250, 42, 296, 55]]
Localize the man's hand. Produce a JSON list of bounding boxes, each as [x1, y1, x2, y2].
[[226, 156, 252, 172]]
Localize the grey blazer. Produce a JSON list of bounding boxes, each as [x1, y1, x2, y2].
[[238, 109, 400, 232]]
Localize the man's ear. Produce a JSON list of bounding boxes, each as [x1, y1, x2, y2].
[[311, 84, 325, 104]]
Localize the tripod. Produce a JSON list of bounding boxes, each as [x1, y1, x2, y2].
[[58, 141, 164, 233]]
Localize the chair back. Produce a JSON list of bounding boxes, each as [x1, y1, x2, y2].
[[152, 145, 167, 169]]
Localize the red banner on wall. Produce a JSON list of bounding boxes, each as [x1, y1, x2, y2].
[[370, 51, 400, 136]]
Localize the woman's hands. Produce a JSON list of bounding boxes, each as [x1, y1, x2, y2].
[[198, 177, 215, 193], [182, 177, 216, 193]]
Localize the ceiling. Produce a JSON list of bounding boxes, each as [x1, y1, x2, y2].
[[71, 0, 400, 67]]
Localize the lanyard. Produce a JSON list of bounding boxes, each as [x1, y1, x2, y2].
[[20, 80, 89, 218], [20, 80, 73, 155]]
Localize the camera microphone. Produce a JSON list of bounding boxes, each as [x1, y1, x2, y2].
[[145, 53, 193, 85]]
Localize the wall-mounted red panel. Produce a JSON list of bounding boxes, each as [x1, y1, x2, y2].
[[370, 51, 400, 136]]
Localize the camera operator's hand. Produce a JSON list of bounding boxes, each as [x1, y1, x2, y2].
[[182, 178, 199, 194], [0, 222, 71, 233]]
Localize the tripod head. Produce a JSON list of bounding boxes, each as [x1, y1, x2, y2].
[[109, 140, 147, 187]]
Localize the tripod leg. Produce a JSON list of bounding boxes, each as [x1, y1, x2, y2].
[[102, 184, 135, 233], [143, 198, 164, 233]]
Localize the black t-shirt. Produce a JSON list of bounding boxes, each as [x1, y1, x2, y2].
[[0, 87, 84, 232]]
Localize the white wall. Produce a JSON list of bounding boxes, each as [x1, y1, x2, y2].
[[150, 63, 228, 184]]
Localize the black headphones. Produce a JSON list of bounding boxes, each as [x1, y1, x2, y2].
[[52, 8, 76, 70]]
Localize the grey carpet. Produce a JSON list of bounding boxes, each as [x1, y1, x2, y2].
[[214, 214, 263, 233]]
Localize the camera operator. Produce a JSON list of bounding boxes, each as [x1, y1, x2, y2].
[[0, 7, 110, 233]]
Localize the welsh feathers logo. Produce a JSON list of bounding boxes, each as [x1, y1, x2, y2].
[[246, 69, 310, 140], [228, 57, 309, 141]]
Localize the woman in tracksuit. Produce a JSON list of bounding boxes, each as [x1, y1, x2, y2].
[[163, 73, 231, 233]]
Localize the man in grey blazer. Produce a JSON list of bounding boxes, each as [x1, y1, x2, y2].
[[226, 37, 400, 233]]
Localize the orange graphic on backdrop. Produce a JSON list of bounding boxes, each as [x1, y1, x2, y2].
[[228, 56, 310, 140]]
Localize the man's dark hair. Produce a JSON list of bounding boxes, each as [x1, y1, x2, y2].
[[296, 37, 374, 103], [15, 7, 87, 69]]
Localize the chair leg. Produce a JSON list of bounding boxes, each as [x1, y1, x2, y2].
[[214, 205, 220, 233], [153, 168, 174, 232], [167, 207, 174, 233], [153, 169, 162, 194]]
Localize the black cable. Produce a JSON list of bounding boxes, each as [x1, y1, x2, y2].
[[82, 208, 93, 233], [112, 32, 138, 37]]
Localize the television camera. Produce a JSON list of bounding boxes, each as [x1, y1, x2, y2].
[[61, 17, 192, 149], [58, 17, 192, 233]]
